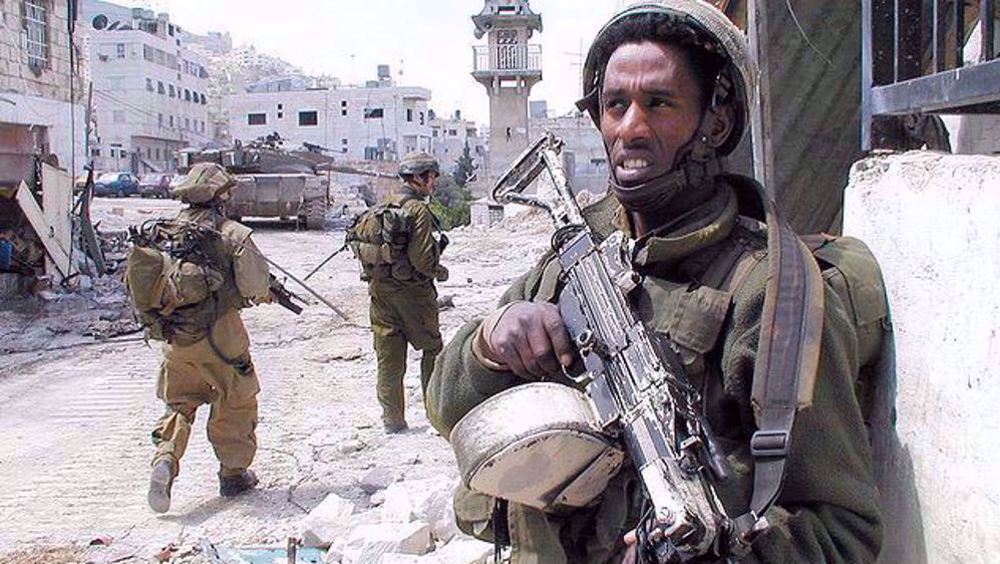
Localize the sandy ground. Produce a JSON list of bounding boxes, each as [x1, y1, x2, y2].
[[0, 196, 552, 562]]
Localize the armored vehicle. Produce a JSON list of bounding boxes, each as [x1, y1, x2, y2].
[[178, 138, 331, 230]]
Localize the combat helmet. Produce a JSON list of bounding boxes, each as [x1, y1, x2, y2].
[[398, 152, 440, 178], [576, 0, 757, 157], [172, 162, 237, 204]]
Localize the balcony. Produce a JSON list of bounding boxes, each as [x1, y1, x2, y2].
[[472, 44, 542, 76]]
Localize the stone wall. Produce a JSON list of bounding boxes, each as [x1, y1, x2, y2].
[[844, 151, 1000, 563], [0, 1, 80, 103]]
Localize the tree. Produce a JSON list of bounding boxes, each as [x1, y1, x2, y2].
[[452, 142, 477, 188], [432, 175, 473, 230]]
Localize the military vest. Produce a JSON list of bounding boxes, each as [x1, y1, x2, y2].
[[125, 213, 245, 347], [347, 192, 423, 283]]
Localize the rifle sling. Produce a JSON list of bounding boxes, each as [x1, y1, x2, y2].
[[735, 179, 825, 538]]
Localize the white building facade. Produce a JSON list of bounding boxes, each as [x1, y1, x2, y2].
[[227, 75, 432, 162], [0, 0, 86, 180], [430, 111, 485, 173], [82, 2, 210, 173]]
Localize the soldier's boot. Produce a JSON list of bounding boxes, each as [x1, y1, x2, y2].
[[382, 415, 409, 434], [219, 469, 258, 498], [147, 458, 177, 513]]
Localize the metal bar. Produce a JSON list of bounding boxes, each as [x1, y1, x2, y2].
[[862, 0, 875, 150], [748, 0, 775, 191], [983, 0, 995, 62], [894, 0, 904, 82], [956, 0, 966, 67], [934, 0, 946, 71], [870, 56, 1000, 114]]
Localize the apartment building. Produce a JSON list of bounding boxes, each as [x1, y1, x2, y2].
[[429, 110, 485, 173], [227, 68, 432, 162], [0, 0, 86, 181], [82, 1, 210, 173]]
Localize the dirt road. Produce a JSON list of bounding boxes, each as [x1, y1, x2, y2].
[[0, 197, 551, 561]]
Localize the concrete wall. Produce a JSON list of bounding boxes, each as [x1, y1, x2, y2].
[[844, 151, 1000, 563], [529, 113, 608, 195]]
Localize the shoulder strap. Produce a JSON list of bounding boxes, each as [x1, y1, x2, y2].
[[721, 176, 825, 547]]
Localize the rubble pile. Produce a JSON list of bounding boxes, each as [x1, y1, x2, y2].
[[302, 475, 493, 564]]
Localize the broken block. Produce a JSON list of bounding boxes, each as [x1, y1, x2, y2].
[[301, 493, 356, 548]]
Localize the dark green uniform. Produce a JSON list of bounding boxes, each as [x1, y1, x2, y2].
[[369, 185, 444, 427], [426, 179, 883, 563]]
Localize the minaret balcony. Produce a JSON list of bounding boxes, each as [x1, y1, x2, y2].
[[472, 44, 542, 77]]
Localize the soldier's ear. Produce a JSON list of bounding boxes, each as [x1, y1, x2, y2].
[[703, 103, 735, 150]]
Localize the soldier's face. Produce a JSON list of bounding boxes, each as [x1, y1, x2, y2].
[[600, 41, 705, 187]]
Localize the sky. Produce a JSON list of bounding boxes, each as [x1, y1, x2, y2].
[[125, 0, 627, 125]]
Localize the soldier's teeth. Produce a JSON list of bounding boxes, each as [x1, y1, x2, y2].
[[623, 159, 650, 170]]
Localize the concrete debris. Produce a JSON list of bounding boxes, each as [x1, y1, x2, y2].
[[359, 467, 398, 494], [431, 502, 460, 544], [301, 493, 357, 548], [436, 295, 455, 310], [424, 537, 494, 563], [341, 522, 433, 563], [381, 477, 455, 525], [307, 346, 364, 363], [339, 439, 367, 454]]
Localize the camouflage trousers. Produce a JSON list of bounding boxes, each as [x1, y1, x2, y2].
[[369, 281, 442, 425], [151, 313, 259, 478]]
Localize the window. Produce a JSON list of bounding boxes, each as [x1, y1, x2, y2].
[[277, 111, 283, 119], [342, 138, 348, 145], [168, 84, 175, 98], [200, 93, 207, 105], [278, 104, 284, 110], [116, 43, 125, 58], [448, 129, 457, 136], [433, 130, 438, 137], [146, 147, 151, 158], [145, 78, 153, 92], [364, 108, 384, 119], [248, 113, 267, 126], [341, 100, 348, 117], [155, 148, 161, 160], [157, 80, 165, 94], [169, 115, 174, 127], [158, 113, 163, 127], [184, 89, 191, 101], [185, 117, 190, 130], [298, 110, 318, 126], [406, 108, 413, 122], [420, 111, 425, 126], [23, 0, 49, 70]]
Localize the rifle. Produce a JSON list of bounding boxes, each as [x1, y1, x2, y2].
[[493, 133, 735, 562], [269, 274, 304, 315], [303, 241, 349, 282]]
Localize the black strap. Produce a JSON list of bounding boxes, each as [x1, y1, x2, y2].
[[726, 178, 824, 548]]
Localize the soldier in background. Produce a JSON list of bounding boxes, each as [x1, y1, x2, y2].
[[348, 152, 448, 433], [128, 163, 272, 513]]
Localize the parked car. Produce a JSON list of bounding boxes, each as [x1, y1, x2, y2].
[[138, 173, 172, 199], [93, 172, 139, 197], [168, 174, 186, 194]]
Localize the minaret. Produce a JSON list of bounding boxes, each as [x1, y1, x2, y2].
[[471, 0, 542, 184]]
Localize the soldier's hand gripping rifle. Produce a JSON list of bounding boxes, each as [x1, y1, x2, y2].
[[268, 274, 305, 315], [493, 133, 734, 562]]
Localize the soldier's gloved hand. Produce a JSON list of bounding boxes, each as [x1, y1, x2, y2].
[[434, 265, 449, 282], [438, 233, 450, 253], [476, 301, 575, 380]]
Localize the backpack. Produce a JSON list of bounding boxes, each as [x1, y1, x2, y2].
[[346, 198, 414, 281], [125, 218, 242, 346]]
